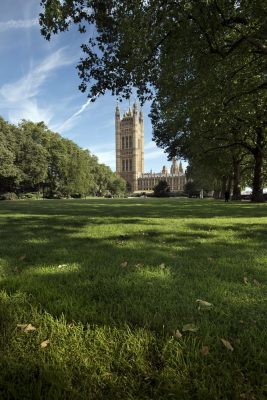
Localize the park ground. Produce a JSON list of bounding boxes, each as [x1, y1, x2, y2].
[[0, 198, 266, 399]]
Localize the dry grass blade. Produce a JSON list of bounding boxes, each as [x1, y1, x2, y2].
[[182, 323, 199, 332], [196, 299, 213, 309], [201, 346, 209, 356], [40, 339, 50, 348], [121, 261, 128, 267], [17, 323, 36, 332], [174, 329, 183, 339], [221, 338, 234, 351]]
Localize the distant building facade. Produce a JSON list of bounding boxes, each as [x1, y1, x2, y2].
[[115, 101, 186, 192]]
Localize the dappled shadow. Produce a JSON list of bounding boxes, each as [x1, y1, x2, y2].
[[1, 199, 267, 398], [1, 198, 267, 219], [0, 200, 266, 331]]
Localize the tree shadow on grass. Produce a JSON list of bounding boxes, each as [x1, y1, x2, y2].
[[0, 214, 266, 330], [1, 198, 267, 219], [1, 201, 267, 399]]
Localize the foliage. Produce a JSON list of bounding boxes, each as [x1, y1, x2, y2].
[[0, 192, 18, 201], [184, 181, 200, 198], [0, 117, 124, 198], [153, 179, 170, 197], [39, 0, 267, 201]]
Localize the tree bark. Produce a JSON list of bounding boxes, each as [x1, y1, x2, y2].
[[251, 127, 265, 202], [232, 156, 241, 200], [220, 176, 227, 199]]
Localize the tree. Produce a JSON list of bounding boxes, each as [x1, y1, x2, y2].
[[153, 180, 170, 197], [39, 1, 267, 200], [0, 116, 121, 198], [0, 118, 22, 193], [107, 175, 126, 195], [17, 121, 49, 193]]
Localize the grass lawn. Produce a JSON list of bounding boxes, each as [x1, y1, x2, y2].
[[0, 198, 267, 399]]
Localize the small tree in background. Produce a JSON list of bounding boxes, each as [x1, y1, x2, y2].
[[184, 181, 200, 198], [153, 180, 170, 197]]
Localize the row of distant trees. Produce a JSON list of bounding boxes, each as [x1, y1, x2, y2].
[[0, 117, 126, 199]]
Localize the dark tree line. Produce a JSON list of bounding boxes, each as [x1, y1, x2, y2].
[[0, 117, 126, 199], [40, 0, 267, 201]]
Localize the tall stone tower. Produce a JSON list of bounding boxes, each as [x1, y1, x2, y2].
[[115, 100, 144, 191]]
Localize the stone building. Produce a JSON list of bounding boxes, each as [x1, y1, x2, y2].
[[115, 101, 186, 192]]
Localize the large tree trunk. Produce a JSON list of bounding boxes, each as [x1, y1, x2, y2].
[[251, 127, 265, 202], [226, 175, 232, 194], [220, 176, 227, 199], [232, 156, 241, 200]]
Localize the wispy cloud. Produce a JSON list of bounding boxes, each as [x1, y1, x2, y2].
[[144, 141, 157, 150], [1, 48, 75, 103], [88, 143, 115, 169], [0, 18, 38, 32], [0, 48, 76, 124], [54, 97, 95, 133], [94, 150, 115, 169], [145, 149, 165, 160]]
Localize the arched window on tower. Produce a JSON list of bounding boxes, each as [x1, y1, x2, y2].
[[129, 159, 132, 171], [126, 159, 129, 171], [129, 136, 132, 148], [122, 137, 125, 149], [122, 160, 125, 171], [126, 136, 129, 149]]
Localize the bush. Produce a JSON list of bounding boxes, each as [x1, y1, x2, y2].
[[153, 180, 171, 197], [0, 192, 18, 201], [19, 192, 42, 199], [44, 191, 66, 199]]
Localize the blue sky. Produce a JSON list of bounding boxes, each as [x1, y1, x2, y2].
[[0, 0, 183, 172]]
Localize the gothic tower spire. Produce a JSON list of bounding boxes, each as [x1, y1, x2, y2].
[[115, 101, 144, 191]]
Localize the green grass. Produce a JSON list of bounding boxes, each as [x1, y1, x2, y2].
[[0, 198, 267, 399]]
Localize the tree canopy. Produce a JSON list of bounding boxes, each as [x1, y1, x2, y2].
[[0, 117, 126, 198], [39, 0, 267, 200]]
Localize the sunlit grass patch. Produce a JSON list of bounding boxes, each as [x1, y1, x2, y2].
[[0, 199, 267, 399]]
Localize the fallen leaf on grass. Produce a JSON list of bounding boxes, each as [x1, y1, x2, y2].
[[182, 323, 199, 332], [200, 346, 209, 356], [243, 276, 248, 284], [17, 324, 36, 332], [196, 299, 213, 309], [221, 338, 234, 351], [40, 339, 50, 348], [159, 263, 165, 269], [135, 263, 143, 268], [174, 329, 183, 339], [121, 261, 128, 267], [253, 279, 260, 286]]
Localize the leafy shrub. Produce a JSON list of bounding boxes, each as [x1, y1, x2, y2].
[[0, 192, 18, 201], [153, 180, 171, 197], [19, 192, 42, 199]]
